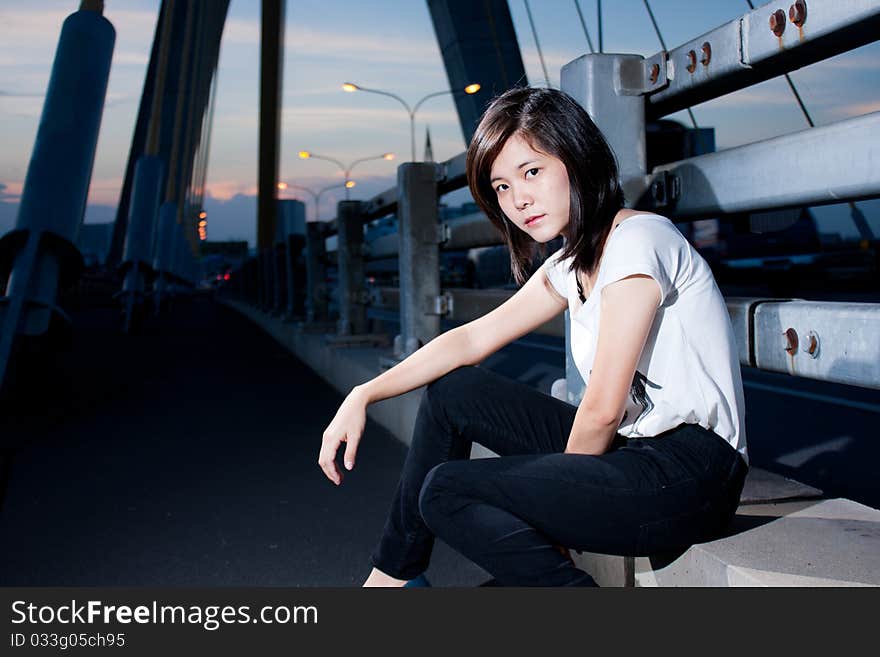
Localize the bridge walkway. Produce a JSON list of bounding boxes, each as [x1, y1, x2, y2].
[[0, 292, 488, 586]]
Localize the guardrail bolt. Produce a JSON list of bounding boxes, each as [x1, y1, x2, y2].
[[649, 63, 660, 84], [789, 0, 807, 27], [769, 9, 786, 36], [784, 327, 798, 355], [802, 330, 819, 358], [700, 42, 712, 66], [650, 180, 666, 205], [686, 50, 697, 73]]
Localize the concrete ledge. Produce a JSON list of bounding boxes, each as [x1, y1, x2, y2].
[[573, 478, 880, 587], [569, 467, 827, 587], [635, 498, 880, 586], [223, 298, 879, 587]]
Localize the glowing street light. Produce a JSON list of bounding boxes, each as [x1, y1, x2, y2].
[[297, 151, 394, 199], [342, 82, 481, 162]]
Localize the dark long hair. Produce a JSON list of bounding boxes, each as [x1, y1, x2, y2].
[[465, 87, 625, 285]]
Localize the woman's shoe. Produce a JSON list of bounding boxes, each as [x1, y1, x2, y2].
[[403, 573, 432, 587]]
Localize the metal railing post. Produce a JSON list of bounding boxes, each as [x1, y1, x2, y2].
[[304, 222, 329, 326], [560, 54, 647, 404], [272, 241, 284, 316], [395, 162, 443, 359], [561, 54, 647, 208], [278, 200, 306, 321], [335, 200, 367, 336], [258, 249, 272, 311]]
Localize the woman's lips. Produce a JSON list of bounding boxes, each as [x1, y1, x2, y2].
[[525, 214, 545, 226]]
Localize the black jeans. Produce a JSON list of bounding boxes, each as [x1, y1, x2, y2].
[[370, 365, 748, 586]]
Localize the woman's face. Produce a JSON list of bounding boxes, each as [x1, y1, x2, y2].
[[489, 132, 571, 243]]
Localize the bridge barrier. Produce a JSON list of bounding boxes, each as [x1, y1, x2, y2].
[[225, 0, 880, 584]]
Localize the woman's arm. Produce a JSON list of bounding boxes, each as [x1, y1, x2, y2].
[[318, 267, 567, 485], [356, 326, 474, 405], [565, 274, 660, 455], [359, 266, 566, 404]]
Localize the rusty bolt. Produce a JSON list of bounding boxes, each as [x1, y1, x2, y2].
[[649, 63, 660, 84], [784, 328, 799, 355], [769, 9, 786, 37], [700, 42, 712, 66], [789, 0, 807, 27], [802, 330, 819, 358], [686, 50, 697, 74]]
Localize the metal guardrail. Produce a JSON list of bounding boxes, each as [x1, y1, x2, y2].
[[368, 286, 565, 338], [644, 0, 880, 119], [753, 300, 880, 389], [727, 297, 880, 390], [370, 290, 880, 390], [291, 0, 880, 390], [364, 212, 502, 260], [643, 111, 880, 217]]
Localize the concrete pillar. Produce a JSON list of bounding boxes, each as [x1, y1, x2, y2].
[[335, 200, 367, 336], [396, 162, 442, 358]]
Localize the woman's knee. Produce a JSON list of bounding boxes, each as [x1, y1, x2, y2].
[[417, 461, 465, 529]]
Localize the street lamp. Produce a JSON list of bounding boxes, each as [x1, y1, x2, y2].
[[278, 181, 347, 222], [342, 82, 481, 162], [297, 151, 395, 200]]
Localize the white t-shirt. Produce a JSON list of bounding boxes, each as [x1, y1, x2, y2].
[[542, 213, 748, 463]]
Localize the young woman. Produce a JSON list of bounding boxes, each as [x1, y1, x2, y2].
[[318, 87, 748, 587]]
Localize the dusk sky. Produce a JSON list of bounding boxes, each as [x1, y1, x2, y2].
[[1, 0, 878, 247]]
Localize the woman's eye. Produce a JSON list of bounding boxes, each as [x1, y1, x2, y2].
[[525, 167, 540, 178], [495, 183, 508, 193]]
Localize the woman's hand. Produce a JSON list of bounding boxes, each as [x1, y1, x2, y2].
[[318, 386, 369, 486]]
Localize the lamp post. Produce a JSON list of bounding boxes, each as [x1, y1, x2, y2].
[[342, 82, 481, 162], [296, 151, 395, 200], [278, 181, 346, 222]]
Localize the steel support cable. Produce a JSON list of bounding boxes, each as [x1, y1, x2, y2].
[[184, 4, 225, 245], [192, 5, 227, 223], [195, 73, 219, 215], [572, 0, 595, 54], [176, 2, 207, 226], [146, 0, 176, 155], [642, 0, 698, 129], [597, 0, 603, 53], [165, 0, 197, 205], [524, 0, 551, 87], [184, 6, 214, 223]]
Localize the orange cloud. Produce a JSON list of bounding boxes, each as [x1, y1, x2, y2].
[[205, 181, 259, 201]]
